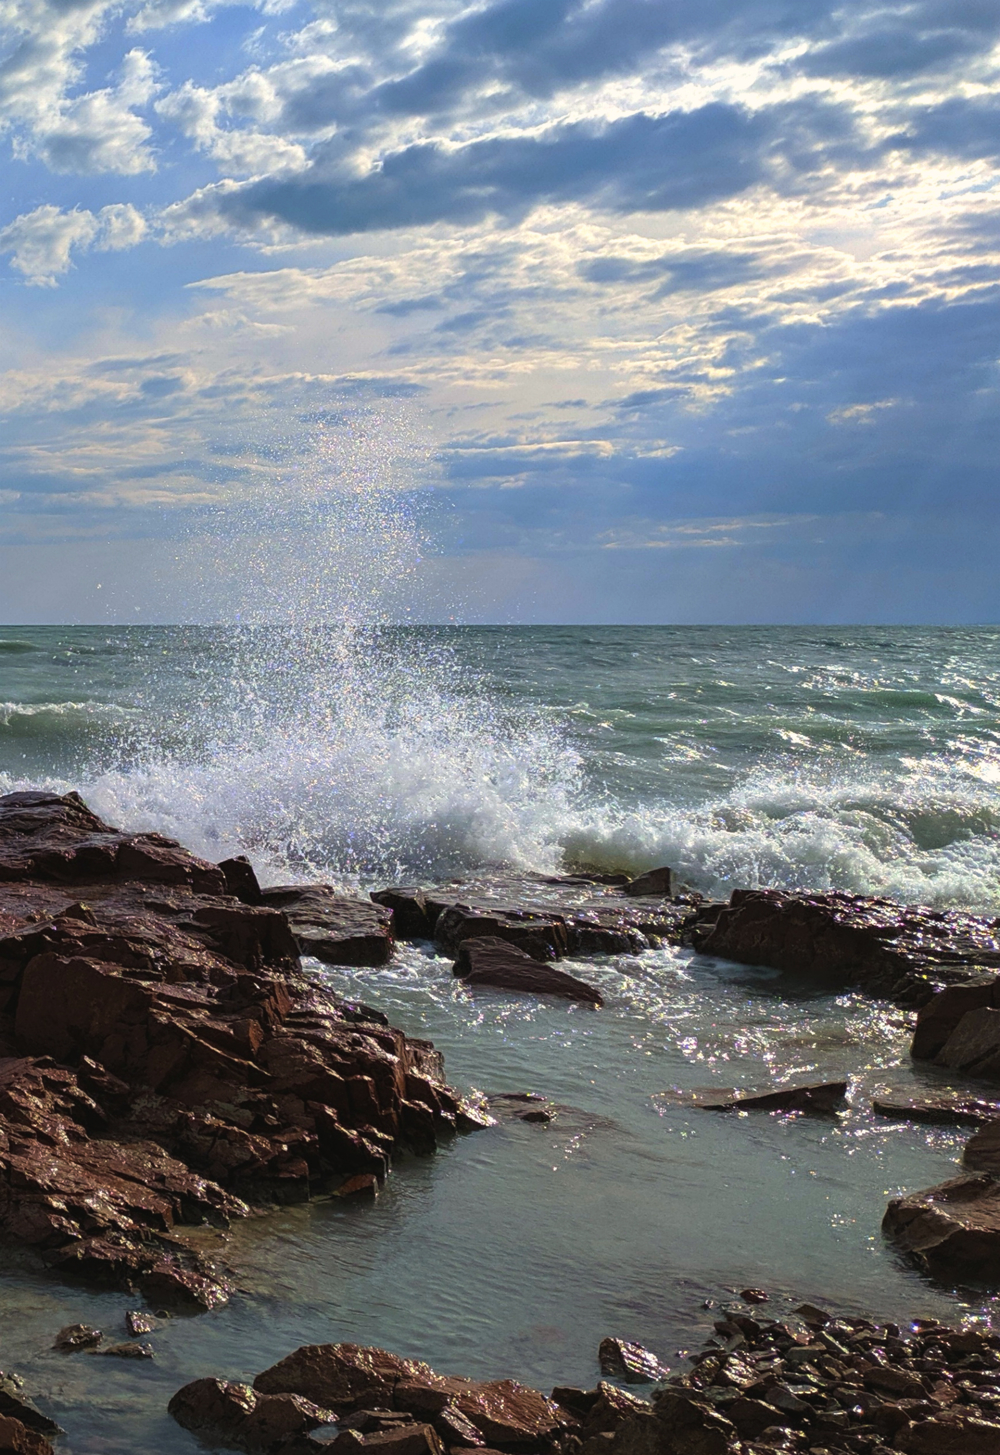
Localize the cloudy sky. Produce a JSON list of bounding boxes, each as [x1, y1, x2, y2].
[[2, 0, 999, 622]]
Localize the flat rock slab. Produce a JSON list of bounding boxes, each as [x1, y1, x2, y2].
[[260, 886, 393, 966], [883, 1173, 1000, 1279], [698, 1080, 848, 1114], [372, 876, 701, 960], [453, 938, 603, 1006], [872, 1094, 1000, 1126], [690, 887, 1000, 1006]]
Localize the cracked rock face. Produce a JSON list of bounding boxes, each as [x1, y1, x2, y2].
[[0, 791, 481, 1302]]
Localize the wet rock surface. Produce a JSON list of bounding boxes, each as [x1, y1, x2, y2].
[[597, 1340, 668, 1384], [697, 1081, 848, 1115], [170, 1299, 1000, 1455], [0, 791, 472, 1299], [883, 1173, 1000, 1278], [371, 876, 698, 961], [453, 938, 604, 1006], [260, 887, 394, 967], [689, 888, 1000, 1006]]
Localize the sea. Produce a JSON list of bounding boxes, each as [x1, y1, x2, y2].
[[2, 622, 1000, 1453]]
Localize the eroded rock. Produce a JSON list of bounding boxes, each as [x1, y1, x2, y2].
[[453, 938, 603, 1006], [260, 887, 394, 967], [168, 1376, 337, 1452], [883, 1173, 1000, 1277], [690, 887, 1000, 1006], [598, 1340, 667, 1384]]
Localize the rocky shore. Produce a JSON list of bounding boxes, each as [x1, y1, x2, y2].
[[4, 788, 1000, 1453]]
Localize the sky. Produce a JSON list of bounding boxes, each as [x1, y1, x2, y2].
[[1, 0, 999, 623]]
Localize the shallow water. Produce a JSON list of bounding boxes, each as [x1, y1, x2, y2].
[[2, 625, 1000, 1450]]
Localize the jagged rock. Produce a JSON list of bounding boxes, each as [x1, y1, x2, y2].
[[125, 1310, 158, 1336], [0, 791, 472, 1295], [964, 1121, 1000, 1171], [698, 1080, 847, 1114], [168, 1376, 337, 1452], [597, 1340, 667, 1384], [331, 1426, 443, 1455], [896, 1414, 1000, 1453], [253, 1343, 568, 1447], [370, 889, 440, 941], [910, 978, 1000, 1059], [0, 1417, 55, 1455], [935, 1007, 1000, 1078], [53, 1324, 102, 1351], [883, 1173, 1000, 1277], [454, 938, 604, 1006], [690, 887, 1000, 1005], [0, 1381, 60, 1438], [260, 887, 394, 967], [622, 868, 672, 898], [218, 856, 262, 905]]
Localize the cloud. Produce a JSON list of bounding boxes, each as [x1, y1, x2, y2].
[[0, 203, 147, 283]]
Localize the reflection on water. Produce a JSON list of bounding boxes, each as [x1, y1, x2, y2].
[[4, 943, 993, 1454]]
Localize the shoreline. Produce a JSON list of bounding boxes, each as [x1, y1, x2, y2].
[[1, 787, 1000, 1452]]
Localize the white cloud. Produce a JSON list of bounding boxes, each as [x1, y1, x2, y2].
[[0, 201, 147, 283]]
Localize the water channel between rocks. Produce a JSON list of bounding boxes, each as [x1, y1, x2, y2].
[[3, 939, 994, 1455]]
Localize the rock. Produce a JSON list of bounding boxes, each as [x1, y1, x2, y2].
[[689, 887, 1000, 1006], [740, 1288, 768, 1303], [623, 868, 673, 898], [935, 1007, 1000, 1078], [0, 1417, 55, 1455], [253, 1344, 568, 1447], [0, 1383, 60, 1439], [334, 1173, 379, 1198], [910, 978, 1000, 1059], [453, 938, 603, 1006], [125, 1311, 158, 1336], [895, 1413, 1000, 1454], [168, 1376, 337, 1452], [101, 1342, 154, 1359], [698, 1081, 847, 1114], [53, 1324, 102, 1351], [437, 905, 570, 961], [598, 1340, 667, 1384], [334, 1427, 443, 1455], [259, 886, 394, 967], [872, 1094, 1000, 1126], [218, 857, 263, 905], [883, 1173, 1000, 1277], [965, 1121, 1000, 1171], [0, 791, 472, 1295], [578, 1382, 650, 1437], [725, 1397, 782, 1439], [370, 889, 440, 941]]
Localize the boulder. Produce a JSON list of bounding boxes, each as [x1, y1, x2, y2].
[[698, 1081, 847, 1114], [0, 791, 473, 1294], [597, 1340, 667, 1384], [168, 1376, 336, 1452], [883, 1173, 1000, 1277], [622, 868, 672, 898], [935, 1007, 1000, 1078], [253, 1344, 568, 1448], [260, 887, 394, 967], [895, 1413, 1000, 1454], [453, 938, 603, 1006], [690, 887, 1000, 1006], [910, 977, 1000, 1059], [0, 1418, 55, 1455], [53, 1325, 101, 1351], [964, 1121, 1000, 1172], [217, 856, 262, 905], [370, 889, 440, 941]]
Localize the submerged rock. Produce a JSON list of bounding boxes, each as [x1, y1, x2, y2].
[[883, 1173, 1000, 1277], [453, 938, 604, 1006], [53, 1325, 102, 1352], [690, 887, 1000, 1005], [0, 791, 473, 1297], [698, 1080, 847, 1114], [871, 1093, 1000, 1125], [260, 886, 394, 967]]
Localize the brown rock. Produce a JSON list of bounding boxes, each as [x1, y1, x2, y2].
[[53, 1324, 101, 1351], [436, 905, 570, 961], [334, 1174, 379, 1198], [370, 889, 440, 941], [872, 1094, 1000, 1126], [883, 1174, 1000, 1278], [260, 887, 394, 967], [579, 1384, 650, 1438], [895, 1413, 1000, 1454], [622, 868, 673, 898], [598, 1339, 667, 1384], [964, 1121, 1000, 1171], [101, 1342, 154, 1359], [169, 1376, 337, 1452], [218, 856, 262, 905], [689, 887, 1000, 1006], [725, 1397, 782, 1439], [0, 1417, 55, 1455], [125, 1311, 158, 1336], [453, 938, 603, 1006], [911, 979, 1000, 1059], [139, 1261, 230, 1310], [936, 1008, 1000, 1078], [253, 1344, 566, 1447], [698, 1081, 847, 1114]]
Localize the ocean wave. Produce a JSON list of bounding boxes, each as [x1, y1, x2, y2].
[[0, 641, 36, 655]]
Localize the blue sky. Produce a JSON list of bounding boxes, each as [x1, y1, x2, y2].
[[1, 0, 999, 622]]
